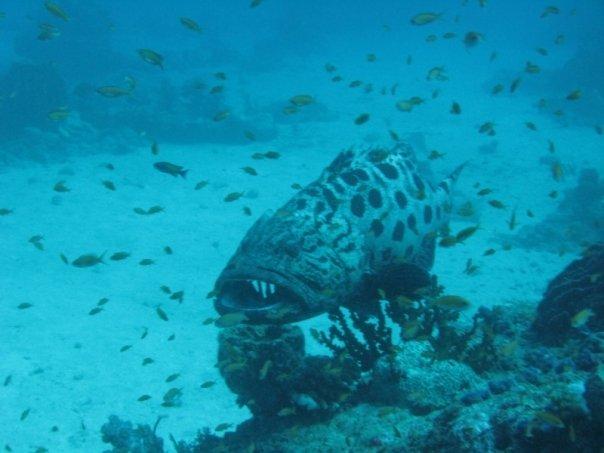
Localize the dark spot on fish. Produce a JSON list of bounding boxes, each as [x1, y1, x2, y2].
[[424, 205, 433, 224], [382, 248, 393, 261], [332, 182, 345, 194], [368, 189, 383, 208], [392, 220, 405, 242], [407, 214, 418, 234], [413, 174, 425, 192], [438, 181, 450, 194], [341, 172, 358, 186], [351, 195, 365, 217], [342, 243, 356, 253], [352, 169, 369, 181], [314, 201, 326, 214], [370, 219, 384, 237], [322, 187, 338, 211], [395, 191, 408, 209], [436, 206, 442, 220], [405, 245, 414, 257], [377, 163, 398, 179], [307, 188, 319, 196], [296, 199, 307, 210]]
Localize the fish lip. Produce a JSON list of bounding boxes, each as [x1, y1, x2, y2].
[[214, 272, 308, 321]]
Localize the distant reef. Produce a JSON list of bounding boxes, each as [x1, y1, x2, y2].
[[100, 260, 603, 453]]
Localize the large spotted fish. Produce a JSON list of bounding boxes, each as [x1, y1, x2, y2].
[[214, 144, 463, 323]]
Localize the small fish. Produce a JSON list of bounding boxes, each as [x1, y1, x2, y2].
[[180, 17, 202, 33], [259, 360, 272, 380], [463, 31, 484, 48], [151, 141, 159, 155], [139, 259, 154, 266], [354, 113, 370, 125], [526, 209, 535, 218], [215, 312, 247, 328], [224, 192, 244, 202], [47, 107, 70, 121], [20, 408, 30, 421], [210, 85, 224, 94], [195, 180, 208, 190], [289, 94, 314, 106], [410, 12, 441, 25], [566, 89, 581, 101], [137, 395, 152, 402], [164, 246, 173, 255], [426, 66, 448, 81], [18, 302, 33, 310], [243, 206, 252, 216], [250, 0, 263, 7], [242, 166, 258, 176], [540, 6, 560, 18], [431, 295, 471, 310], [213, 110, 230, 122], [138, 49, 164, 69], [366, 53, 377, 62], [525, 121, 537, 131], [457, 201, 475, 217], [570, 308, 594, 328], [0, 208, 13, 216], [96, 85, 132, 98], [156, 307, 169, 321], [244, 130, 256, 141], [277, 407, 296, 417], [45, 1, 69, 21], [491, 84, 504, 95], [102, 180, 116, 191], [170, 290, 184, 302], [510, 77, 522, 93], [439, 235, 458, 248], [325, 63, 337, 72], [97, 298, 109, 306], [428, 150, 446, 160], [53, 181, 70, 192], [200, 380, 216, 388], [551, 162, 564, 181], [548, 190, 558, 199], [450, 102, 461, 114], [165, 373, 180, 383], [153, 161, 188, 178], [488, 199, 506, 209], [88, 307, 103, 316], [535, 411, 564, 428], [142, 357, 154, 366], [478, 122, 496, 136], [483, 248, 496, 256], [202, 317, 215, 325], [147, 206, 164, 215], [525, 61, 540, 74], [464, 259, 479, 275], [477, 188, 492, 196], [110, 251, 130, 261], [548, 140, 556, 153], [120, 345, 132, 352], [455, 225, 479, 243], [60, 253, 69, 264], [507, 209, 517, 230], [72, 253, 105, 268], [215, 423, 233, 432], [536, 47, 548, 56]]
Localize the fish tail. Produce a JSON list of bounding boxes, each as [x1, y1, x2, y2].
[[180, 169, 189, 179]]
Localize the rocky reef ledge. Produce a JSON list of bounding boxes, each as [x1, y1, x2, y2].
[[100, 246, 603, 453]]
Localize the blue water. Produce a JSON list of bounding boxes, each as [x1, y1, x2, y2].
[[0, 0, 603, 451]]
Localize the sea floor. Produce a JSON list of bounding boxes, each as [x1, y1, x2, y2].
[[0, 94, 601, 451]]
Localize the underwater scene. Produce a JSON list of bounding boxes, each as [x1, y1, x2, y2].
[[1, 0, 603, 452]]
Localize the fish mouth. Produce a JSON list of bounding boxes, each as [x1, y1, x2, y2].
[[215, 276, 307, 322]]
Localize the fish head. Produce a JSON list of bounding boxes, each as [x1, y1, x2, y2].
[[214, 211, 343, 324]]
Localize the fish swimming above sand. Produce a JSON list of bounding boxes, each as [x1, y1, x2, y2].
[[137, 49, 164, 69], [153, 161, 188, 178], [214, 144, 464, 323]]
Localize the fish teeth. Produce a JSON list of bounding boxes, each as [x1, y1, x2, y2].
[[268, 283, 275, 295], [252, 280, 261, 293], [260, 281, 268, 299]]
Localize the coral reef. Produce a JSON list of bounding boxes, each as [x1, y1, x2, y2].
[[531, 243, 604, 345], [217, 324, 359, 418], [100, 415, 163, 453]]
